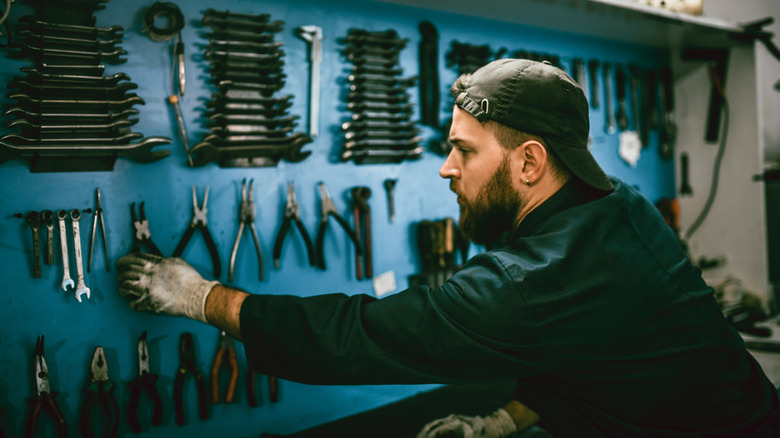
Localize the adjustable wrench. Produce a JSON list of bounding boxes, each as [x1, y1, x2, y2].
[[57, 210, 75, 291], [70, 209, 90, 302], [296, 25, 323, 138]]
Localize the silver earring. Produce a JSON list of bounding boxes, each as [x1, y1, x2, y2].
[[526, 179, 531, 186]]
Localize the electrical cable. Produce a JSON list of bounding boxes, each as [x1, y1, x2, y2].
[[684, 63, 730, 241]]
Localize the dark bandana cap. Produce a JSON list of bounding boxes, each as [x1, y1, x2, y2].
[[452, 58, 613, 191]]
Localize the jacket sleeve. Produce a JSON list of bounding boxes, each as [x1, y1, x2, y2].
[[239, 253, 543, 385]]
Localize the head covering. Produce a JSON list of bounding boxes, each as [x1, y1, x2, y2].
[[451, 58, 613, 191]]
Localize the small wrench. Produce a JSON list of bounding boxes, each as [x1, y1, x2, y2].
[[603, 62, 617, 134], [383, 179, 397, 223], [42, 210, 54, 265], [26, 211, 42, 278], [70, 209, 90, 302], [57, 210, 75, 291]]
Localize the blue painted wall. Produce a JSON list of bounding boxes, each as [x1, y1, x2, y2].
[[0, 0, 671, 436]]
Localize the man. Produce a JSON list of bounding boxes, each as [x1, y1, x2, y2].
[[118, 59, 779, 437]]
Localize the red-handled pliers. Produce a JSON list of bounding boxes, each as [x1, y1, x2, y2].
[[25, 335, 67, 438]]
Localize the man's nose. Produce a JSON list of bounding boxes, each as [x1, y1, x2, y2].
[[439, 149, 459, 179]]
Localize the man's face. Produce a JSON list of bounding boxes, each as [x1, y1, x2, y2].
[[440, 107, 524, 246]]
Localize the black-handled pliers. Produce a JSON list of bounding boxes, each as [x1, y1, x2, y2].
[[315, 182, 362, 270], [130, 202, 162, 256], [173, 332, 208, 426], [273, 181, 316, 269], [173, 186, 221, 277], [25, 335, 67, 438], [229, 178, 263, 282], [80, 346, 120, 438], [127, 331, 162, 433]]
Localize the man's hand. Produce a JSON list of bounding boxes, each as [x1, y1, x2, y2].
[[117, 253, 219, 323], [416, 408, 517, 438]]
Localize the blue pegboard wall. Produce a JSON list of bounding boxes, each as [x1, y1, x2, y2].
[[0, 0, 672, 436]]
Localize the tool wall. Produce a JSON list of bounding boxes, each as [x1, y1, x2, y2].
[[0, 0, 673, 436]]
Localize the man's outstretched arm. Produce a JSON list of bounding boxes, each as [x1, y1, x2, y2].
[[205, 284, 248, 340]]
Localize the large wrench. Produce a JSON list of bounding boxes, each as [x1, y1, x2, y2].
[[57, 210, 75, 291], [70, 209, 90, 302], [296, 25, 323, 138]]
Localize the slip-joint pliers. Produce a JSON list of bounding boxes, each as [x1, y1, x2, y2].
[[81, 346, 120, 438], [273, 181, 315, 269], [173, 186, 221, 277], [315, 182, 362, 270], [25, 335, 67, 438]]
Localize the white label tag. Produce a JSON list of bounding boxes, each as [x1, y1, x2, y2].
[[373, 271, 397, 298]]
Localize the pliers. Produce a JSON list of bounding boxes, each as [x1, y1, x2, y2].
[[272, 181, 315, 269], [130, 202, 162, 256], [315, 182, 362, 270], [173, 332, 208, 426], [210, 331, 238, 403], [88, 188, 109, 273], [127, 331, 162, 433], [351, 186, 373, 279], [173, 186, 221, 277], [25, 335, 67, 438], [80, 346, 120, 438], [247, 370, 279, 407], [229, 178, 263, 282]]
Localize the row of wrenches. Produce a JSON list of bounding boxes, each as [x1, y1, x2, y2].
[[25, 209, 92, 302]]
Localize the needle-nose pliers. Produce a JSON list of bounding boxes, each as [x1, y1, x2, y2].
[[25, 335, 67, 438], [229, 178, 263, 282], [174, 332, 208, 425], [273, 181, 315, 269], [80, 346, 120, 438], [127, 331, 163, 433], [173, 185, 221, 277], [315, 182, 362, 270]]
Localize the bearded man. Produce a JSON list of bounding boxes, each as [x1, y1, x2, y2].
[[117, 59, 779, 437]]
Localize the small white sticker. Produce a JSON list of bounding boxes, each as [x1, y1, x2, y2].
[[373, 271, 397, 298], [619, 131, 642, 167]]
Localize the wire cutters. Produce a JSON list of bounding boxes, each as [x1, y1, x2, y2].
[[315, 182, 362, 270], [80, 346, 120, 438], [127, 331, 162, 433], [273, 181, 315, 269], [173, 186, 221, 277], [229, 178, 263, 282], [211, 331, 238, 403], [88, 188, 109, 273], [25, 335, 67, 438], [130, 202, 162, 256], [174, 332, 208, 425], [351, 186, 373, 279]]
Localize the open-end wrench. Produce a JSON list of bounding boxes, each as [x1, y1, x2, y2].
[[296, 25, 323, 138], [70, 209, 91, 302], [42, 210, 55, 265], [614, 65, 629, 132], [26, 212, 42, 278], [57, 210, 75, 292], [587, 60, 599, 109]]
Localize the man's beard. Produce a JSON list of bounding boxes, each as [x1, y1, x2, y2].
[[454, 156, 523, 247]]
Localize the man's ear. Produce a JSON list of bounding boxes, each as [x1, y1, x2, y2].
[[513, 140, 547, 185]]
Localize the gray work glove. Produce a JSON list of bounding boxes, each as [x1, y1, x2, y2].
[[116, 252, 219, 323], [416, 408, 517, 438]]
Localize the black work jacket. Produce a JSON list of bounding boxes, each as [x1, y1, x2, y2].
[[241, 178, 778, 437]]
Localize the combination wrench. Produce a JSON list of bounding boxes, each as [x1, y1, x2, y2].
[[57, 210, 75, 291], [42, 210, 55, 265], [26, 211, 42, 278], [70, 209, 91, 302]]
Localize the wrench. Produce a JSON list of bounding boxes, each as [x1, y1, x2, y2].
[[26, 212, 42, 278], [42, 210, 55, 265], [57, 210, 75, 291], [70, 209, 91, 302], [603, 63, 617, 134], [296, 25, 323, 138]]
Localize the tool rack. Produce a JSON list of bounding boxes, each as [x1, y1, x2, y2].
[[0, 0, 171, 172]]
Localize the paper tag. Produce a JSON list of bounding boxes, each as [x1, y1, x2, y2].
[[373, 271, 397, 298]]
